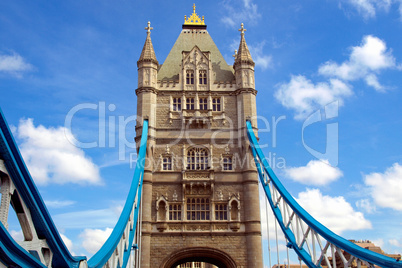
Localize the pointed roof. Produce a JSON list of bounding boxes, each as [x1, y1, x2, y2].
[[138, 21, 158, 65], [157, 30, 234, 82], [234, 23, 254, 67]]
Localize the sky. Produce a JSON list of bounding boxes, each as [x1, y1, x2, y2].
[[0, 0, 401, 264]]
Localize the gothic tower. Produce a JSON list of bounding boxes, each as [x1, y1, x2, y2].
[[135, 5, 262, 268]]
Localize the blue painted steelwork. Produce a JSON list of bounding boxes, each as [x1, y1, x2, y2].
[[246, 120, 402, 268], [88, 119, 148, 268], [0, 108, 86, 268], [0, 222, 46, 268]]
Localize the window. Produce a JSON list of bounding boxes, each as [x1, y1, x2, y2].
[[199, 70, 207, 84], [222, 157, 232, 171], [186, 97, 195, 110], [187, 147, 208, 170], [194, 263, 202, 268], [212, 98, 221, 111], [187, 198, 210, 220], [169, 204, 182, 220], [163, 157, 172, 171], [173, 97, 182, 111], [215, 204, 228, 220], [186, 70, 194, 84], [199, 98, 207, 110]]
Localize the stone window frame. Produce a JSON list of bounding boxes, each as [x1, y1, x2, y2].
[[199, 97, 208, 110], [222, 156, 233, 171], [162, 156, 172, 171], [186, 97, 195, 110], [198, 69, 207, 85], [172, 97, 182, 111], [186, 147, 209, 170], [186, 197, 211, 221], [214, 203, 228, 221], [186, 70, 194, 84], [168, 203, 182, 221], [212, 97, 222, 112]]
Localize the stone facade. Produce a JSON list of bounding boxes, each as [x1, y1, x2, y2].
[[135, 6, 262, 268]]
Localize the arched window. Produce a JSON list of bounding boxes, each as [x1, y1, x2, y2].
[[158, 201, 167, 221], [186, 70, 194, 84], [212, 98, 221, 111], [199, 97, 207, 110], [199, 70, 207, 84], [187, 147, 209, 170]]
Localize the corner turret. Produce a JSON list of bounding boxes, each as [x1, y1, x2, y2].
[[234, 23, 255, 89], [137, 21, 158, 88]]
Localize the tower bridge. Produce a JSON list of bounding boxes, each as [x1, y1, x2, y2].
[[0, 5, 401, 268]]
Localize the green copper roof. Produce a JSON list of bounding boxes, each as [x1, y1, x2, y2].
[[157, 30, 235, 82]]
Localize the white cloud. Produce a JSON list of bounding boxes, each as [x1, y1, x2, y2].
[[16, 118, 102, 185], [221, 0, 261, 27], [275, 35, 399, 119], [389, 239, 401, 247], [297, 189, 372, 234], [355, 198, 377, 213], [0, 52, 33, 77], [341, 0, 397, 19], [10, 230, 24, 241], [45, 200, 76, 208], [275, 75, 352, 119], [80, 228, 112, 255], [363, 163, 402, 211], [53, 207, 121, 230], [319, 35, 397, 91], [60, 233, 75, 255], [229, 39, 272, 70], [284, 160, 343, 186], [248, 42, 273, 70]]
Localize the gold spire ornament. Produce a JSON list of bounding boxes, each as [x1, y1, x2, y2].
[[184, 3, 205, 25]]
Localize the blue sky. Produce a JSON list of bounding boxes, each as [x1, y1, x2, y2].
[[1, 0, 401, 263]]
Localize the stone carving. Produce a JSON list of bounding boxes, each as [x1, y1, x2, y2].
[[186, 224, 210, 231], [168, 224, 182, 231], [218, 190, 223, 201], [214, 224, 228, 231]]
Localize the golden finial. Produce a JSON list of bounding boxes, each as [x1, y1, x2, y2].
[[145, 21, 153, 34], [239, 23, 246, 35], [184, 3, 205, 25]]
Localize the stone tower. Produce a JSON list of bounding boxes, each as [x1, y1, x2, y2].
[[135, 5, 262, 268]]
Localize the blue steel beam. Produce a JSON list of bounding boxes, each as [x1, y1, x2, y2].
[[0, 108, 86, 268], [0, 222, 46, 268], [246, 120, 402, 268]]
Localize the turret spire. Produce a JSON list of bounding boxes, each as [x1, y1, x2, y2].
[[234, 23, 254, 67], [138, 21, 158, 65]]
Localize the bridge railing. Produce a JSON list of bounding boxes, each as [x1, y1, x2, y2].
[[246, 120, 402, 268], [87, 119, 148, 268]]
